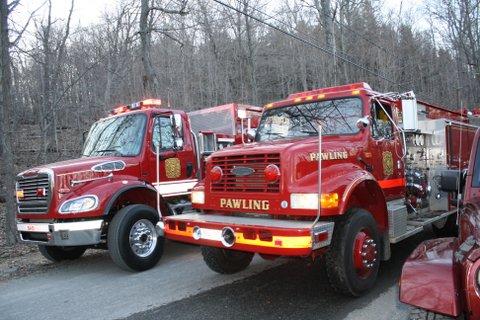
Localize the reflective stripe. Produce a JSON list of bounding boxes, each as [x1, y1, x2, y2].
[[166, 226, 313, 249], [153, 179, 198, 197], [17, 220, 103, 233], [378, 178, 406, 189]]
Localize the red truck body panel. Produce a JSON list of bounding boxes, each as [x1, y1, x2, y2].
[[399, 238, 462, 317]]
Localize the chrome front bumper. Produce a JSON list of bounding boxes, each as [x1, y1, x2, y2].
[[17, 220, 103, 246]]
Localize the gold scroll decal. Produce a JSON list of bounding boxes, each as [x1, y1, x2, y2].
[[382, 151, 393, 176], [309, 151, 348, 161], [165, 157, 181, 179], [220, 198, 270, 211]]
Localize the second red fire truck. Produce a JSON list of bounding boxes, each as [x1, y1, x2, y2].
[[164, 82, 478, 296], [14, 99, 261, 271]]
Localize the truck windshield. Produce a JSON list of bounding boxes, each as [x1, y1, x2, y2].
[[82, 113, 147, 157], [256, 98, 362, 142]]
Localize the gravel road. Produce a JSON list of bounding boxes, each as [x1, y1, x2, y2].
[[0, 231, 430, 320]]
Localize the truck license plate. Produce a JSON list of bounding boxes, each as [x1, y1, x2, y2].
[[199, 228, 223, 242]]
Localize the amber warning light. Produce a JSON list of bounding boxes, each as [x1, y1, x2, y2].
[[111, 99, 162, 115]]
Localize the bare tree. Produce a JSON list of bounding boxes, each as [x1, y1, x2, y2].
[[35, 0, 74, 160], [427, 0, 480, 87], [1, 0, 17, 244], [139, 0, 188, 97]]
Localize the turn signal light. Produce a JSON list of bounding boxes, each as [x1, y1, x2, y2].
[[264, 164, 280, 183], [210, 166, 223, 182], [321, 193, 339, 209], [16, 190, 24, 199]]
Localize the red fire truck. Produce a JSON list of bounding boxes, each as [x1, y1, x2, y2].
[[399, 128, 480, 319], [164, 82, 478, 296], [14, 99, 261, 271]]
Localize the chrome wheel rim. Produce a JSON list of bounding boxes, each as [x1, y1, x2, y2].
[[129, 219, 157, 258]]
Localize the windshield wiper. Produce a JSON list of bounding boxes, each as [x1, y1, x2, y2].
[[92, 147, 123, 156], [293, 105, 319, 134]]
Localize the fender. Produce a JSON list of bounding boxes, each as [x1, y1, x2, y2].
[[399, 238, 461, 317], [339, 170, 388, 232], [291, 163, 388, 229], [102, 181, 171, 217]]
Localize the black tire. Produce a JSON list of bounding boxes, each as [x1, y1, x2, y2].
[[432, 213, 458, 237], [409, 307, 457, 320], [325, 209, 380, 296], [38, 245, 86, 262], [201, 246, 254, 274], [108, 204, 164, 272]]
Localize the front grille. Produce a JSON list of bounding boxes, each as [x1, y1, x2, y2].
[[16, 173, 51, 214], [211, 154, 280, 193]]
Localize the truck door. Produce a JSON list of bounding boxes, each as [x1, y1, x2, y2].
[[369, 100, 405, 200], [149, 113, 197, 198]]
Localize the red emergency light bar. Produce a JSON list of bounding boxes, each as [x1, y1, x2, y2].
[[110, 99, 162, 115], [288, 82, 372, 99]]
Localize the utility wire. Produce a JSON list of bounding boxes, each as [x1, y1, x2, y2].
[[212, 0, 397, 85], [245, 0, 393, 81]]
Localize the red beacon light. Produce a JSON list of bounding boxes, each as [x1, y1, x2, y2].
[[264, 164, 280, 183], [210, 166, 223, 182]]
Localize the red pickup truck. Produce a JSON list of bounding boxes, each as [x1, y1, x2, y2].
[[399, 128, 480, 319]]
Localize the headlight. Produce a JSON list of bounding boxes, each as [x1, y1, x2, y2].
[[191, 190, 205, 205], [290, 193, 319, 209], [59, 195, 98, 213], [290, 193, 339, 210]]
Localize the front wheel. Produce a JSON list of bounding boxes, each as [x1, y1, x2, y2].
[[201, 246, 254, 274], [108, 204, 164, 272], [38, 245, 86, 262], [325, 209, 380, 296]]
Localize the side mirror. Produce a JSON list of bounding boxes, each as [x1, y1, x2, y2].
[[247, 128, 256, 141], [170, 114, 184, 150], [356, 117, 370, 131], [175, 138, 184, 149], [82, 130, 88, 143]]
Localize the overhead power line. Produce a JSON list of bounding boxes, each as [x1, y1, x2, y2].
[[212, 0, 397, 85]]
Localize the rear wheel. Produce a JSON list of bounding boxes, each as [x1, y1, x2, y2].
[[432, 213, 458, 237], [201, 246, 254, 274], [325, 209, 380, 296], [108, 204, 164, 272], [38, 245, 86, 262], [409, 307, 458, 319]]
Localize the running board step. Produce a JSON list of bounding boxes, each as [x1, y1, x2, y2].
[[389, 209, 457, 244]]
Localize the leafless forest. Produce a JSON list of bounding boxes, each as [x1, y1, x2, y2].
[[1, 0, 479, 243]]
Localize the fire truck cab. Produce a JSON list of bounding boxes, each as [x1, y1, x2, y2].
[[164, 83, 477, 296], [14, 99, 261, 271]]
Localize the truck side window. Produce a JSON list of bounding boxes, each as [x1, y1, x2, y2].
[[472, 139, 480, 187], [371, 102, 394, 140], [153, 116, 175, 151]]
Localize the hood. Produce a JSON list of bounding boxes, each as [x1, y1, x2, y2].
[[18, 156, 139, 194], [19, 156, 131, 176]]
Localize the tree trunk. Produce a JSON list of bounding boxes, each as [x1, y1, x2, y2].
[[140, 0, 159, 97], [0, 0, 18, 245]]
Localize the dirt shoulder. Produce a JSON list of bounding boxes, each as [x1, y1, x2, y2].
[[0, 204, 105, 281]]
